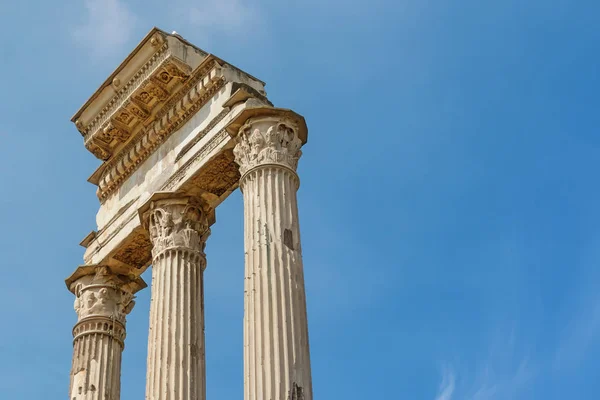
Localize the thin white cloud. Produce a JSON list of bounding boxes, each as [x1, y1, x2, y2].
[[72, 0, 137, 59], [553, 296, 600, 370], [435, 366, 456, 400], [470, 357, 533, 400], [435, 359, 533, 400], [186, 0, 259, 35], [553, 239, 600, 371], [436, 326, 536, 400]]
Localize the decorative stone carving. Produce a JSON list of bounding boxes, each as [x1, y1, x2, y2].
[[69, 265, 145, 331], [80, 58, 189, 164], [163, 128, 230, 192], [143, 195, 211, 257], [73, 269, 129, 322], [233, 117, 303, 175], [185, 150, 241, 198], [99, 120, 131, 143], [111, 230, 154, 269], [137, 79, 169, 104], [76, 50, 192, 141], [92, 60, 225, 202], [87, 138, 112, 160]]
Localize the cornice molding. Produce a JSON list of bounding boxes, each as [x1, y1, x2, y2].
[[82, 55, 194, 161], [95, 59, 226, 202], [78, 37, 169, 138]]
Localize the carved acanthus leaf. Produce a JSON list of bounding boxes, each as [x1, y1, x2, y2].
[[146, 199, 211, 258], [233, 118, 303, 175]]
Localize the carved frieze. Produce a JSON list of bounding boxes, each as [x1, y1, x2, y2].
[[233, 117, 303, 175]]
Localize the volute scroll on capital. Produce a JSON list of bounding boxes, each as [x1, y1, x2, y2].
[[138, 192, 215, 258], [69, 265, 145, 324], [233, 116, 304, 176]]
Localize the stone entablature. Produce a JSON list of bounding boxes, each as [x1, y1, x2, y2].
[[79, 98, 271, 276], [91, 58, 225, 202], [73, 29, 269, 275], [72, 28, 266, 205]]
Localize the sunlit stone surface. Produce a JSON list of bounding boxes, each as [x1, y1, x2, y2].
[[66, 27, 314, 400], [234, 113, 313, 400]]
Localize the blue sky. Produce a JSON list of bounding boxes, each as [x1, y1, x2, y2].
[[0, 0, 599, 399]]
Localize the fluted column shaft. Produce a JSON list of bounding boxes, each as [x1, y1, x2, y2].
[[68, 266, 145, 400], [234, 115, 313, 400], [140, 194, 213, 400]]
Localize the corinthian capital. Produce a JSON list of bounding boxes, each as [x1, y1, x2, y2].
[[232, 110, 308, 176], [67, 265, 146, 325], [139, 192, 214, 258], [234, 117, 302, 175]]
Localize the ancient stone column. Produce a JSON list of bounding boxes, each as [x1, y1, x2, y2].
[[233, 111, 313, 400], [67, 265, 146, 400], [139, 193, 214, 400]]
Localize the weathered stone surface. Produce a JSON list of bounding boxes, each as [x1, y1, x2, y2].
[[234, 110, 313, 400], [66, 28, 314, 400], [75, 29, 269, 275], [67, 266, 146, 400], [139, 193, 214, 400]]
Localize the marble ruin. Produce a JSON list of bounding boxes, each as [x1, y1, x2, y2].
[[66, 28, 313, 400]]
